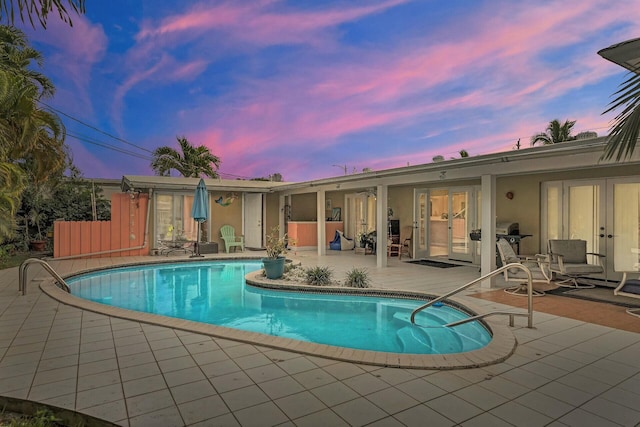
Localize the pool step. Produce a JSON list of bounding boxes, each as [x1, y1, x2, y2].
[[394, 310, 465, 353], [392, 308, 449, 327], [396, 324, 465, 354], [399, 308, 490, 352]]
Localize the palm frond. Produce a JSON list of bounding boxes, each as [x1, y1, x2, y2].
[[601, 72, 640, 161]]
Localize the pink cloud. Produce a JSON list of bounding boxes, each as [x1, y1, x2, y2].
[[99, 0, 640, 181], [137, 0, 409, 47], [27, 16, 107, 116]]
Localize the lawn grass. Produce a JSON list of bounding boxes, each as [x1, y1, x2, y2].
[[0, 252, 38, 270]]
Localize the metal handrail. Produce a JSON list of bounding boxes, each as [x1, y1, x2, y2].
[[19, 258, 71, 295], [445, 311, 529, 328], [410, 263, 534, 328]]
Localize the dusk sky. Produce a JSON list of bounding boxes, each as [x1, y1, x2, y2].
[[17, 0, 640, 181]]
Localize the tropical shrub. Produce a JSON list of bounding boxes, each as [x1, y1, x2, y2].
[[305, 266, 333, 286], [345, 268, 371, 288]]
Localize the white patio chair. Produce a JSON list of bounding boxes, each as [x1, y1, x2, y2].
[[496, 238, 552, 297]]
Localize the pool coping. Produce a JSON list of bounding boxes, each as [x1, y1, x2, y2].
[[39, 258, 517, 370]]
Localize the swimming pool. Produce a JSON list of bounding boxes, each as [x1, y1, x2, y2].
[[65, 260, 491, 355]]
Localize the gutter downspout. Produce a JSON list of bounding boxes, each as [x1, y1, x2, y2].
[[52, 189, 153, 260]]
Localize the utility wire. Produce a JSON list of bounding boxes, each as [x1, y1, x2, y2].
[[66, 132, 153, 161], [38, 101, 154, 154], [39, 102, 264, 180]]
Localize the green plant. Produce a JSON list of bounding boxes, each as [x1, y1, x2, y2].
[[305, 266, 333, 286], [28, 208, 46, 241], [6, 408, 62, 426], [265, 226, 289, 259], [345, 268, 371, 288]]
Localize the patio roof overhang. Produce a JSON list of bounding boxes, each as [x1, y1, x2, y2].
[[277, 137, 640, 194], [121, 175, 289, 193], [598, 37, 640, 73], [120, 137, 640, 196]]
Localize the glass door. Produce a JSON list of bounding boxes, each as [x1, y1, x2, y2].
[[346, 194, 370, 242], [542, 179, 622, 283], [429, 189, 448, 256], [565, 180, 606, 280], [414, 189, 429, 259], [608, 179, 640, 280], [565, 181, 605, 257], [449, 187, 475, 262], [155, 193, 198, 244]]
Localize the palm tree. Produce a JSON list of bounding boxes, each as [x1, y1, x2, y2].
[[459, 149, 469, 158], [0, 162, 24, 239], [0, 0, 85, 29], [0, 25, 67, 242], [601, 72, 640, 161], [530, 119, 577, 146], [151, 136, 221, 178]]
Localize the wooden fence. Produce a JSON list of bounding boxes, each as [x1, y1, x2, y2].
[[53, 193, 150, 258]]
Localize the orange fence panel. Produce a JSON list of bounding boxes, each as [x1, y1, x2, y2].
[[53, 193, 149, 259]]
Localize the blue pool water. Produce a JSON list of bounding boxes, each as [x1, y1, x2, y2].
[[67, 261, 491, 354]]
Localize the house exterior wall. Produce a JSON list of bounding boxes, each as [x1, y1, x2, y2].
[[265, 193, 279, 235], [209, 191, 242, 248], [496, 176, 541, 255], [290, 193, 317, 220], [496, 164, 640, 255]]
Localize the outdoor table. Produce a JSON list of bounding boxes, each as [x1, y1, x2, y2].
[[159, 240, 195, 256]]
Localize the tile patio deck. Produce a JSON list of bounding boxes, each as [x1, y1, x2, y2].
[[1, 251, 639, 426]]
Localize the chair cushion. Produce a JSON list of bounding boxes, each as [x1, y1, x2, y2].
[[508, 267, 548, 281], [620, 279, 640, 295], [550, 240, 587, 264], [560, 264, 603, 275]]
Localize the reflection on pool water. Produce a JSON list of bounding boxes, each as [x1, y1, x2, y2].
[[67, 261, 491, 354]]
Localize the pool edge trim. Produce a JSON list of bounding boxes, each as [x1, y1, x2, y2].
[[39, 260, 517, 370]]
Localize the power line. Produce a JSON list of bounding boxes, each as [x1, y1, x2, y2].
[[218, 171, 254, 180], [36, 102, 256, 178], [66, 132, 152, 161], [38, 101, 154, 154]]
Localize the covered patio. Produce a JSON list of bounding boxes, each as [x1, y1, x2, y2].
[[2, 252, 639, 426]]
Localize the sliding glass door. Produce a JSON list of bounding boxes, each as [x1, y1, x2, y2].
[[155, 193, 200, 243]]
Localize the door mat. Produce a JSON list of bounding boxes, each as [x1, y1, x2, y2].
[[546, 286, 640, 308], [408, 260, 462, 268]]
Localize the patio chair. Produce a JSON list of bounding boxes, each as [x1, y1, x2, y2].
[[613, 248, 640, 317], [387, 225, 412, 259], [547, 239, 604, 289], [614, 272, 640, 318], [387, 237, 402, 257], [400, 225, 413, 260], [220, 225, 244, 253], [330, 230, 355, 251], [496, 238, 552, 296]]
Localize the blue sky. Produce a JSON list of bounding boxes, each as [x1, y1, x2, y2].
[[15, 0, 640, 181]]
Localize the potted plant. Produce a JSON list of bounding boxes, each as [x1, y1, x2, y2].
[[263, 226, 288, 279], [28, 208, 47, 252]]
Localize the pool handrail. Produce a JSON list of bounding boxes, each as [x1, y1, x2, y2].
[[19, 258, 71, 295], [410, 262, 534, 328]]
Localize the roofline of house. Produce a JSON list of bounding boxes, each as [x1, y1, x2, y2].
[[120, 175, 289, 193], [276, 136, 635, 192], [117, 137, 640, 194]]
